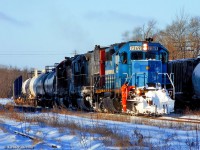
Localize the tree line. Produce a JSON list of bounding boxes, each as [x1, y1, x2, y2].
[[0, 65, 29, 98], [122, 11, 200, 60]]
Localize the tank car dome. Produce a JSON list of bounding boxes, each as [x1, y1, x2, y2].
[[192, 63, 200, 98]]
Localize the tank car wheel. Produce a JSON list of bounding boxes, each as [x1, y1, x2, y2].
[[33, 100, 38, 107]]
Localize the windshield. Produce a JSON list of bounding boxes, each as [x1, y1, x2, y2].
[[145, 52, 157, 59], [131, 52, 143, 60], [131, 51, 159, 60]]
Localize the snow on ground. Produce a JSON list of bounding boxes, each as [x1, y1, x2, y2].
[[0, 98, 15, 105], [0, 98, 200, 149]]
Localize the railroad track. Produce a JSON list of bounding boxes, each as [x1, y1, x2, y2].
[[1, 103, 200, 127], [157, 116, 200, 124]]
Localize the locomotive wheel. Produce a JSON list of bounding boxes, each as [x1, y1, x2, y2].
[[112, 98, 122, 112], [97, 101, 106, 112], [127, 101, 137, 114], [103, 97, 117, 113]]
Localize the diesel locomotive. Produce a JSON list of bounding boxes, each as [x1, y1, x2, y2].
[[13, 39, 175, 115]]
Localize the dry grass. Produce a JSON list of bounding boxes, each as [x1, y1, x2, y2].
[[0, 105, 200, 149], [0, 107, 137, 148]]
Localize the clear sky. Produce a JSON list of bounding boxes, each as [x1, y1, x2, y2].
[[0, 0, 199, 70]]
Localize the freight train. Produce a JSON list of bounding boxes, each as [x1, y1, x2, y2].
[[13, 39, 175, 115]]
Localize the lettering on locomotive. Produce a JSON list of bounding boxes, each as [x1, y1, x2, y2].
[[130, 46, 158, 51], [130, 46, 142, 51]]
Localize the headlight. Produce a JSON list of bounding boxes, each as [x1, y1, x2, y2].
[[143, 43, 148, 51], [136, 89, 144, 96]]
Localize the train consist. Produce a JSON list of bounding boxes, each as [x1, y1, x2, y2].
[[13, 39, 175, 115]]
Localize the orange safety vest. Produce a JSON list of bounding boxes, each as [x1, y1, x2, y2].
[[121, 84, 128, 112], [121, 84, 135, 112], [121, 84, 128, 99]]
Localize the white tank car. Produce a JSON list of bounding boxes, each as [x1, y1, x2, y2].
[[22, 78, 31, 95], [192, 63, 200, 98], [29, 76, 38, 99]]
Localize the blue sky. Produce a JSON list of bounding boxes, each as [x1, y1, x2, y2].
[[0, 0, 199, 70]]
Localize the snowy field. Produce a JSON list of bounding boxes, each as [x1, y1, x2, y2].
[[0, 98, 200, 150]]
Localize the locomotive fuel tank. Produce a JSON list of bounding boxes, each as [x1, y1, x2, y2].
[[192, 63, 200, 98]]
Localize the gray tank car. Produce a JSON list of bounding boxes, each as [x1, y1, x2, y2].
[[192, 63, 200, 99]]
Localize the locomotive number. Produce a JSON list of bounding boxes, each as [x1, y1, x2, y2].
[[148, 46, 158, 50], [130, 46, 142, 50], [130, 45, 158, 51]]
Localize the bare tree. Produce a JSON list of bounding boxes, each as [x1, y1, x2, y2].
[[157, 10, 200, 59], [0, 66, 29, 98], [188, 16, 200, 57], [123, 9, 200, 60], [122, 19, 158, 41], [142, 20, 157, 40], [132, 27, 143, 41]]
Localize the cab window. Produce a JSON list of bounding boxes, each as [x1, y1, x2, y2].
[[160, 52, 167, 63], [145, 52, 157, 59], [131, 52, 143, 60], [106, 49, 115, 61], [121, 52, 127, 64]]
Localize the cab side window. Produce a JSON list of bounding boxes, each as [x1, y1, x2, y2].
[[160, 52, 167, 63], [121, 52, 127, 64]]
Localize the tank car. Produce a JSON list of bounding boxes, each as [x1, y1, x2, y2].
[[21, 78, 31, 97], [192, 63, 200, 98]]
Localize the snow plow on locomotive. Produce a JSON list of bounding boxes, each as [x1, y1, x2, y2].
[[13, 39, 175, 115]]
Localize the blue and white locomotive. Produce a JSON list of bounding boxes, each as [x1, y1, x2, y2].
[[94, 39, 174, 114]]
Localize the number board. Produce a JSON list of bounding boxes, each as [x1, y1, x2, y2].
[[130, 46, 158, 51], [130, 46, 142, 50]]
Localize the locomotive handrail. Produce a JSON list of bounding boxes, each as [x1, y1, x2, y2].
[[158, 73, 175, 99]]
